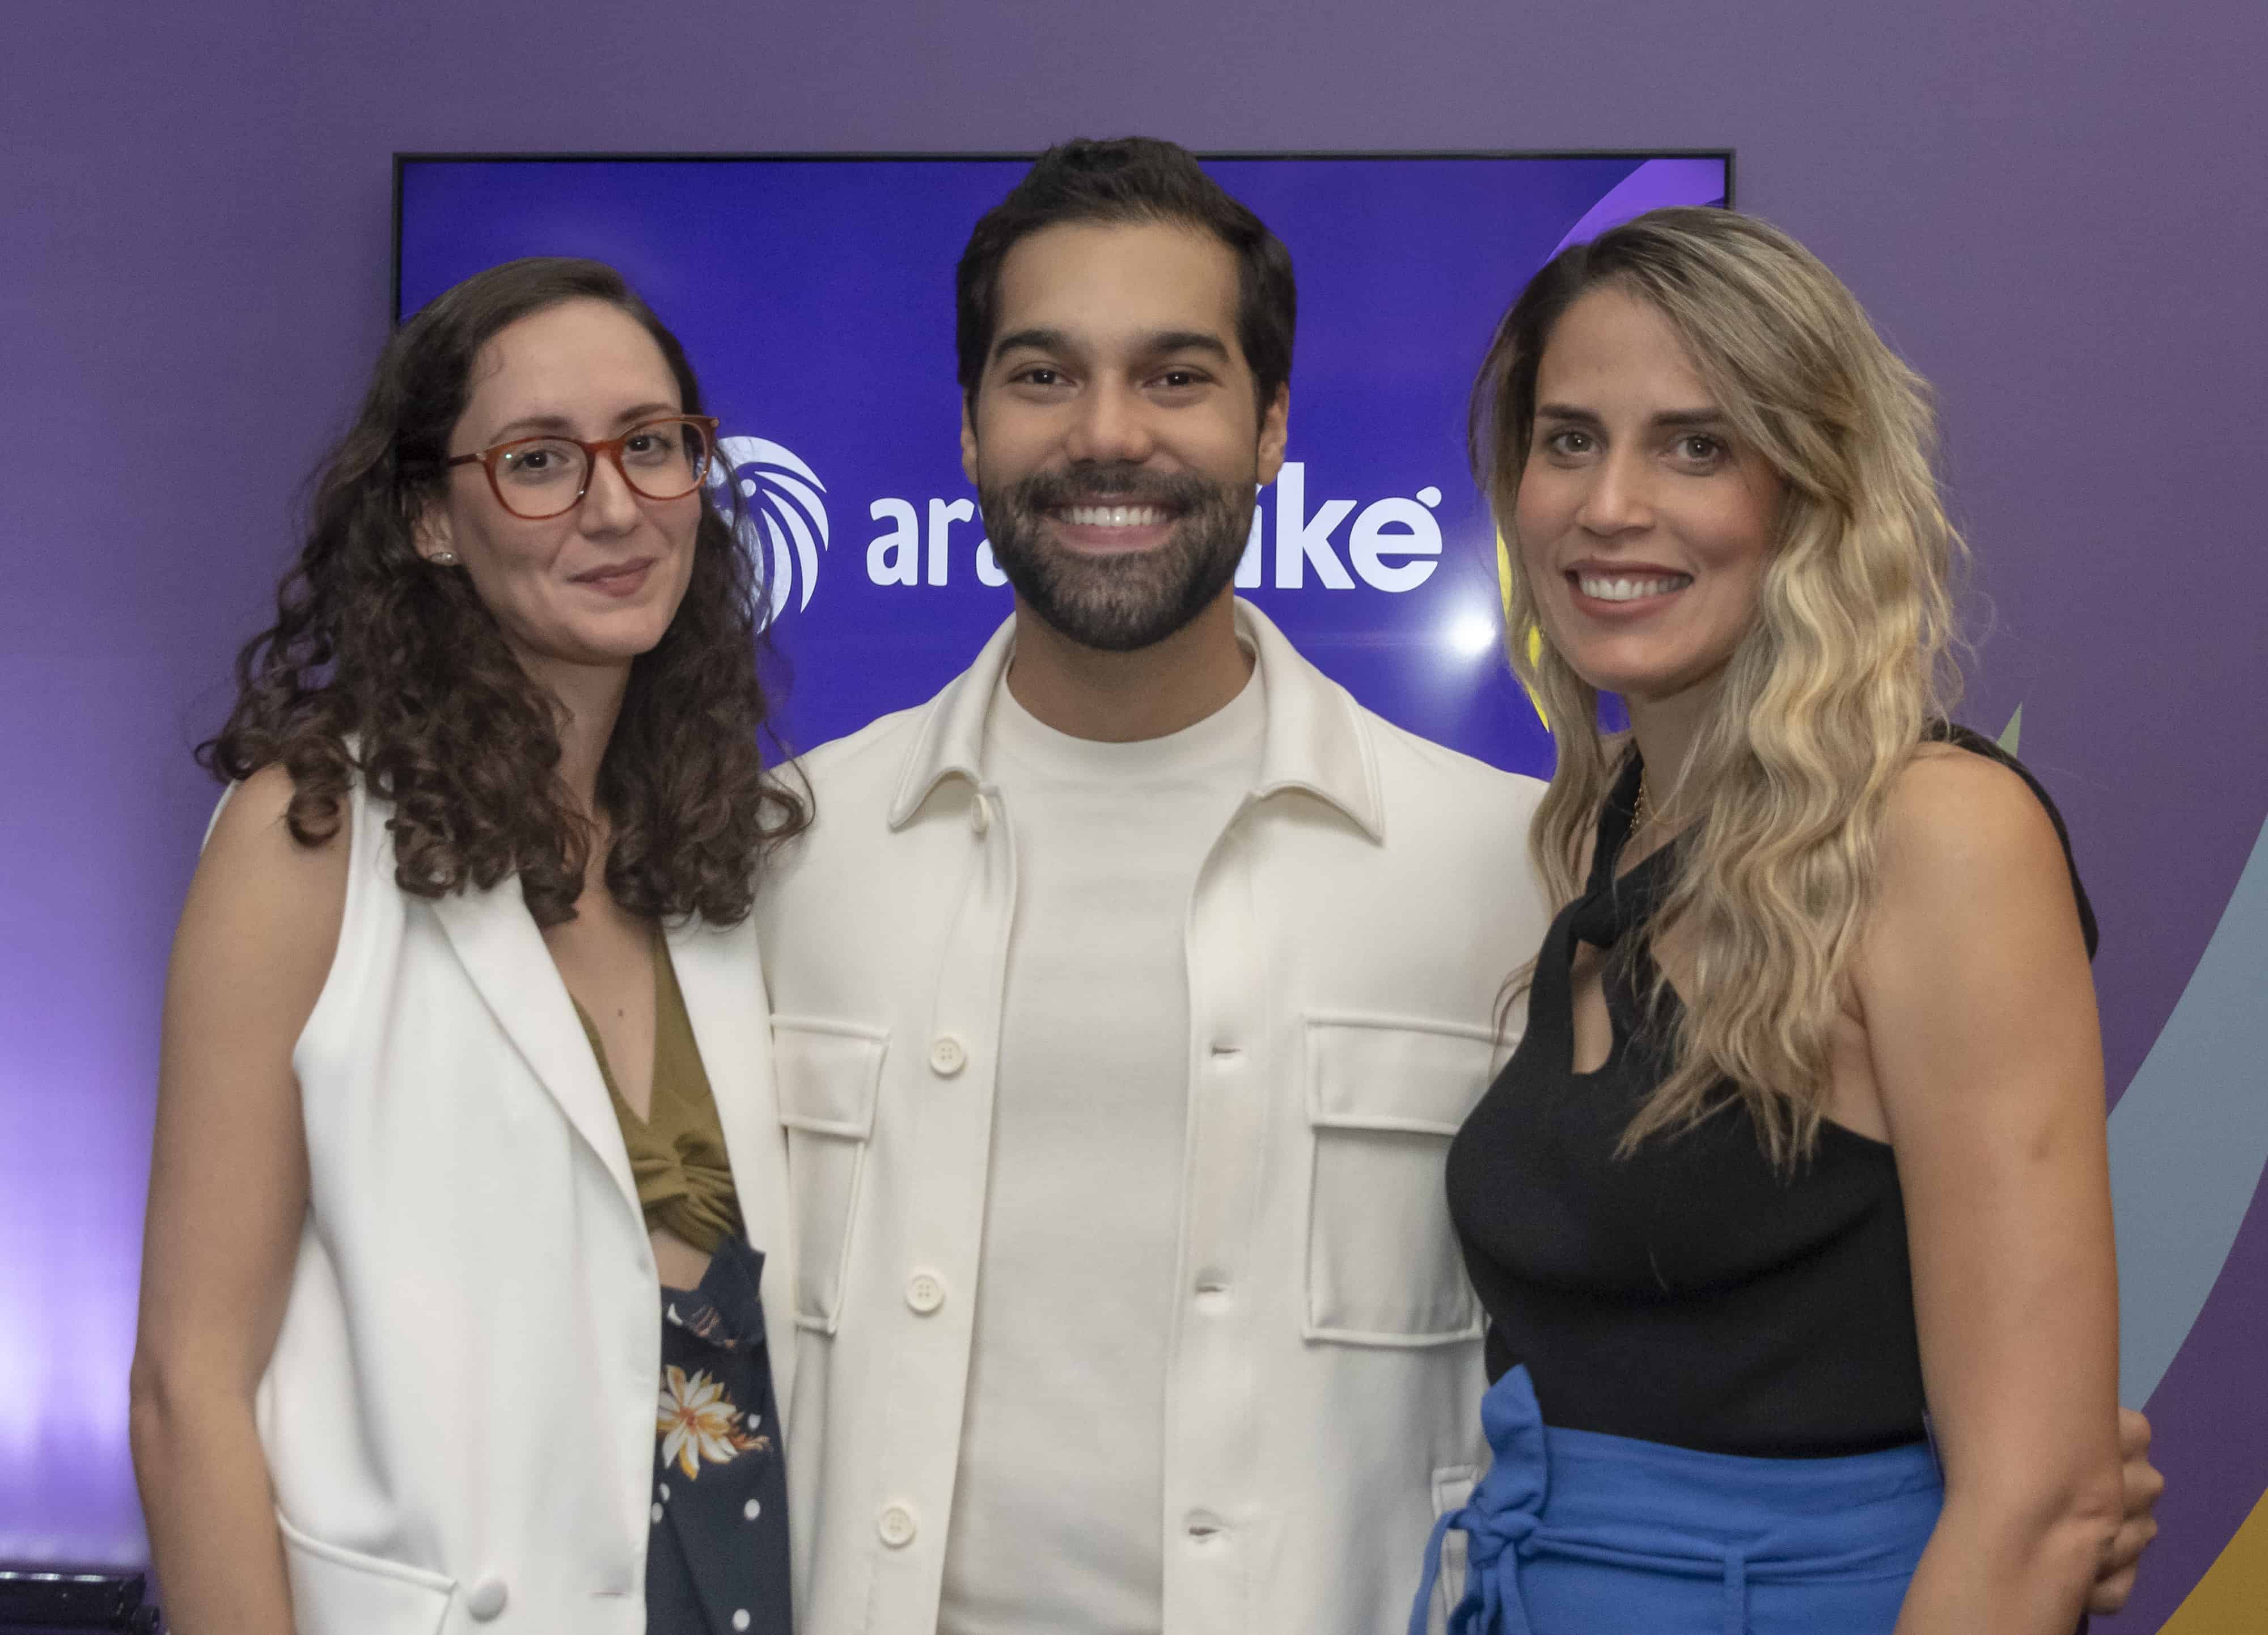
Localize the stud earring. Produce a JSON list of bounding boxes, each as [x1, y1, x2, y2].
[[429, 550, 460, 567]]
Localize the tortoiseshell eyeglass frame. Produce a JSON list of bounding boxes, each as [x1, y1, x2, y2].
[[442, 414, 721, 520]]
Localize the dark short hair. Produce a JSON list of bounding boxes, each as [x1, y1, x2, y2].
[[955, 137, 1296, 419]]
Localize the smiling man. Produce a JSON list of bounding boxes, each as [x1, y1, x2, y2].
[[751, 139, 2160, 1635], [755, 139, 1550, 1635]]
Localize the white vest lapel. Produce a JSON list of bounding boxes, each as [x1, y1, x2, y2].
[[429, 884, 642, 1221], [668, 913, 798, 1430]]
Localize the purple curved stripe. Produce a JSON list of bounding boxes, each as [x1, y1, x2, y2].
[[1551, 158, 1730, 256]]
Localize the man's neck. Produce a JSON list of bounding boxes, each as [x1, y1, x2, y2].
[[1004, 593, 1252, 743]]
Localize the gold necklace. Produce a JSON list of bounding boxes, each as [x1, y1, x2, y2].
[[1632, 767, 1654, 835]]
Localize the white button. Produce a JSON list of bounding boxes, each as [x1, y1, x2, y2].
[[929, 1035, 967, 1076], [466, 1575, 509, 1620], [733, 1612, 752, 1632], [744, 1498, 763, 1520], [878, 1502, 918, 1547], [905, 1269, 946, 1315], [651, 1502, 663, 1524], [658, 1482, 670, 1501]]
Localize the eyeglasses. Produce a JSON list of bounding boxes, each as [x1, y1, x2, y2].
[[443, 415, 720, 521]]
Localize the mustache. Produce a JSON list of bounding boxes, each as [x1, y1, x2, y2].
[[1009, 465, 1224, 512]]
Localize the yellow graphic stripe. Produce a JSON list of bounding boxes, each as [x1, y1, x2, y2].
[[1498, 529, 1548, 730], [2161, 1483, 2268, 1633]]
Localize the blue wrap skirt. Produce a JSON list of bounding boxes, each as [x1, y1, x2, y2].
[[1410, 1367, 1943, 1635]]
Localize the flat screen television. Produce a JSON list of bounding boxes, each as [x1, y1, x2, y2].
[[395, 151, 1732, 773]]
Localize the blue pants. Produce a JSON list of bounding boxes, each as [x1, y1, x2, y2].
[[1411, 1367, 1943, 1635]]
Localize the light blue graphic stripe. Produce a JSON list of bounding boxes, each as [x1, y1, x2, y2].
[[2110, 814, 2268, 1404]]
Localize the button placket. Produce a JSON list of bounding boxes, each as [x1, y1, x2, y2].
[[1169, 817, 1266, 1596], [874, 782, 1011, 1598]]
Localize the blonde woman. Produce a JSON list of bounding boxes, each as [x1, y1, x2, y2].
[[1414, 210, 2121, 1633]]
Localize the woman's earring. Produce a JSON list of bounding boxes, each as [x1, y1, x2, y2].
[[429, 550, 460, 567]]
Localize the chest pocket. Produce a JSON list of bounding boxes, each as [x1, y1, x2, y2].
[[1303, 1014, 1498, 1346], [771, 1018, 886, 1334]]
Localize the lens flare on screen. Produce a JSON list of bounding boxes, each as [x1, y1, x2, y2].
[[1446, 610, 1500, 658]]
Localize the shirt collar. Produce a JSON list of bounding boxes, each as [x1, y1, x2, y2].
[[885, 598, 1386, 843]]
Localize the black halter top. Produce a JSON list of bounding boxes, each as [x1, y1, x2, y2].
[[1443, 727, 2096, 1457]]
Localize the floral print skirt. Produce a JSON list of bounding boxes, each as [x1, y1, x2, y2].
[[648, 1233, 792, 1635]]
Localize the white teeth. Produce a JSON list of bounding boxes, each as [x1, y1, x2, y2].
[[1577, 574, 1689, 602], [1064, 504, 1166, 528]]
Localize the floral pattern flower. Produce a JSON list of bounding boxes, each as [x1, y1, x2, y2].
[[657, 1364, 767, 1478]]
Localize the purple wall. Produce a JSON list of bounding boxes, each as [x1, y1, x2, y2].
[[7, 3, 2263, 1624]]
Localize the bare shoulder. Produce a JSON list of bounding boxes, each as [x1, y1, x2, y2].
[[177, 763, 350, 999], [202, 761, 325, 850], [1880, 742, 2063, 877], [1866, 743, 2078, 960]]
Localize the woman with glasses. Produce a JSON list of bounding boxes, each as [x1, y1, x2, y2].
[[1412, 210, 2123, 1633], [130, 257, 806, 1635]]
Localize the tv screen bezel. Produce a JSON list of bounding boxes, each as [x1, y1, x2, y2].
[[391, 149, 1736, 322]]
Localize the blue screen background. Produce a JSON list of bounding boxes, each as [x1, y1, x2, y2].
[[397, 154, 1728, 772]]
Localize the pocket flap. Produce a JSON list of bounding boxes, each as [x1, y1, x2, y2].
[[772, 1019, 888, 1138], [1305, 1014, 1497, 1136], [276, 1510, 453, 1635]]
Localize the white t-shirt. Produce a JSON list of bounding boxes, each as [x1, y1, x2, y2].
[[936, 661, 1267, 1635]]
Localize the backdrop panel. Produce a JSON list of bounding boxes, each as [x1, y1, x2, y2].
[[396, 153, 1729, 768], [8, 9, 2262, 1625]]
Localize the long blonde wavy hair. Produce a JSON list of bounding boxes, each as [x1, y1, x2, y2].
[[1473, 208, 1965, 1168]]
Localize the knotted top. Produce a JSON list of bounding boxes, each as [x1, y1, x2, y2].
[[574, 935, 742, 1254], [1447, 728, 2093, 1457]]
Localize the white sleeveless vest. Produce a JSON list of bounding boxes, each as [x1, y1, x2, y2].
[[247, 776, 797, 1635]]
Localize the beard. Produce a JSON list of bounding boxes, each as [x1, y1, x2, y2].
[[977, 462, 1253, 653]]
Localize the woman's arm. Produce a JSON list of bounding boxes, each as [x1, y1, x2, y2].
[[1857, 750, 2122, 1635], [130, 766, 346, 1635]]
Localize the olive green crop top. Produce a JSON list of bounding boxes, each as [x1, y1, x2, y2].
[[572, 937, 743, 1255]]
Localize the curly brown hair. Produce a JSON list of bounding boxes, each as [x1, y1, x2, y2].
[[201, 257, 808, 927]]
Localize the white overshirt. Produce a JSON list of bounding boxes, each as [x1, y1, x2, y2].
[[940, 667, 1266, 1634], [756, 601, 1550, 1635]]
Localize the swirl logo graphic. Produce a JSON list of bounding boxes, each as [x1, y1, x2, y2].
[[712, 437, 830, 619]]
